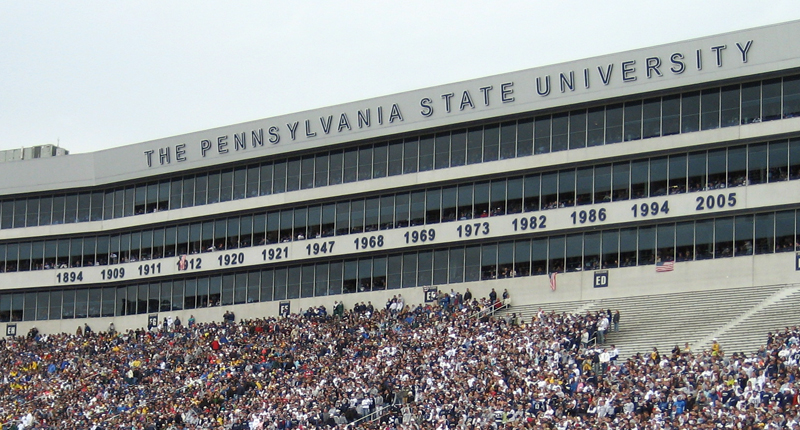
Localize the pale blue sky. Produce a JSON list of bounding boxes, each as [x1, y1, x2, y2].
[[1, 1, 797, 153]]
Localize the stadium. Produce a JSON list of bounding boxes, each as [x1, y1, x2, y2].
[[1, 20, 800, 429]]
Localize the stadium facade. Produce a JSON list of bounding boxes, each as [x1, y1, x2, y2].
[[2, 21, 800, 334]]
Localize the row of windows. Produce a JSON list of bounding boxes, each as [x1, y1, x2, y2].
[[3, 74, 800, 230], [1, 208, 798, 322], [3, 138, 800, 272]]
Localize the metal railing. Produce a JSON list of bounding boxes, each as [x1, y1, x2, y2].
[[473, 298, 511, 320], [348, 403, 394, 427]]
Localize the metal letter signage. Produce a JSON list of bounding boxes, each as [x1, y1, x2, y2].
[[594, 270, 609, 288]]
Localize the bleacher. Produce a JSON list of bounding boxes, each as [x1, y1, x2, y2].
[[714, 285, 800, 355], [501, 283, 800, 358]]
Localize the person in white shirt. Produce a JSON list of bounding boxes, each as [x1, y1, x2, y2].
[[609, 344, 620, 362], [599, 348, 611, 375], [597, 316, 609, 344]]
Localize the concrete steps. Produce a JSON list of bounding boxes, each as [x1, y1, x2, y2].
[[498, 284, 796, 358], [704, 286, 800, 356]]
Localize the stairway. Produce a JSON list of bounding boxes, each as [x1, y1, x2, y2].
[[699, 285, 800, 356], [497, 284, 796, 358]]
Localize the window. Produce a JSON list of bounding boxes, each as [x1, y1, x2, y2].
[[425, 189, 441, 224], [642, 98, 660, 138], [273, 162, 287, 194], [450, 131, 467, 167], [514, 240, 531, 276], [727, 146, 747, 188], [762, 78, 782, 121], [565, 234, 582, 272], [707, 149, 726, 190], [523, 174, 540, 212], [220, 169, 234, 201], [695, 219, 713, 260], [784, 75, 800, 118], [434, 133, 450, 169], [682, 92, 700, 132], [619, 228, 637, 267], [350, 200, 364, 234], [587, 108, 605, 146], [748, 143, 767, 185], [467, 128, 483, 164], [656, 224, 675, 262], [649, 157, 667, 197], [688, 152, 707, 192], [301, 156, 315, 189], [418, 251, 433, 286], [755, 213, 775, 254], [602, 230, 619, 269], [741, 82, 760, 124], [329, 151, 343, 185], [403, 138, 418, 174], [630, 160, 648, 199], [768, 140, 789, 182], [441, 187, 457, 222], [534, 116, 551, 154], [721, 85, 740, 127], [734, 215, 754, 256], [700, 88, 720, 130], [373, 144, 388, 178], [594, 165, 611, 203], [548, 236, 565, 273], [481, 244, 497, 279], [358, 147, 373, 181], [668, 154, 687, 194], [419, 135, 435, 171], [605, 104, 623, 144], [623, 101, 642, 141], [258, 164, 272, 196], [662, 95, 680, 135], [584, 232, 601, 271], [457, 184, 473, 220], [676, 222, 694, 262], [464, 246, 481, 282], [541, 172, 558, 209], [502, 121, 519, 158], [490, 180, 506, 215], [714, 217, 733, 258], [315, 154, 329, 187], [637, 226, 655, 265], [551, 113, 569, 151], [246, 165, 260, 197], [612, 162, 630, 201], [343, 149, 358, 183], [558, 170, 575, 208], [388, 141, 403, 176], [569, 110, 587, 149], [483, 125, 499, 162], [402, 253, 417, 287]]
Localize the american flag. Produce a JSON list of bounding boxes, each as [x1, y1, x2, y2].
[[656, 261, 674, 272], [549, 272, 558, 291]]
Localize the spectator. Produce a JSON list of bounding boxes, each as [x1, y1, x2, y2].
[[0, 299, 799, 429], [597, 313, 609, 344]]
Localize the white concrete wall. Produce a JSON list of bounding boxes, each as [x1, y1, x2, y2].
[[7, 251, 799, 336]]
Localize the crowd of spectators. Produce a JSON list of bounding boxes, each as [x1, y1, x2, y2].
[[1, 292, 799, 430]]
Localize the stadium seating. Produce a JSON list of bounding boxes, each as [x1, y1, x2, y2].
[[499, 283, 793, 357]]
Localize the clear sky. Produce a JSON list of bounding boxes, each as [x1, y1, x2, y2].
[[1, 1, 798, 154]]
